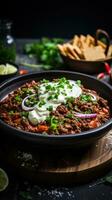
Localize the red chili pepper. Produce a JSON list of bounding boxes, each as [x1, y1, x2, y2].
[[19, 69, 28, 75], [104, 62, 111, 75], [97, 72, 105, 79]]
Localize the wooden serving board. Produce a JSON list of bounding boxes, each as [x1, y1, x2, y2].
[[0, 131, 112, 185]]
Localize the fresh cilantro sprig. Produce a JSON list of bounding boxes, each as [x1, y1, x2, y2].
[[24, 38, 64, 69]]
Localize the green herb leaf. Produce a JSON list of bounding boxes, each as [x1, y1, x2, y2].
[[47, 106, 53, 111], [105, 175, 112, 184], [24, 37, 64, 69], [38, 100, 46, 107], [76, 80, 81, 86], [46, 116, 59, 131], [66, 113, 74, 119], [66, 97, 74, 103], [15, 95, 22, 103], [80, 94, 92, 102], [21, 112, 29, 118], [8, 110, 15, 115], [19, 191, 32, 200], [45, 84, 52, 90], [41, 79, 49, 84]]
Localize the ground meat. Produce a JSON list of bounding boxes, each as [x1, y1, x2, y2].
[[56, 105, 68, 114], [98, 97, 109, 107]]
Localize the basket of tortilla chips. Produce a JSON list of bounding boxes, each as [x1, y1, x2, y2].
[[58, 29, 112, 74]]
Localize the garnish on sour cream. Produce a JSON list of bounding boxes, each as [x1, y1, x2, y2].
[[23, 78, 82, 125]]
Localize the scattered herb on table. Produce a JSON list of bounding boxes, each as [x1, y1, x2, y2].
[[19, 191, 32, 200], [89, 174, 112, 188], [24, 38, 64, 69]]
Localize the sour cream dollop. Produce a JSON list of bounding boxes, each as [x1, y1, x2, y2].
[[28, 78, 82, 125]]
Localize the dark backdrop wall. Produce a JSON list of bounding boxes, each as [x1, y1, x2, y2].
[[0, 1, 112, 38]]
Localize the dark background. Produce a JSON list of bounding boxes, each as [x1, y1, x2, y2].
[[0, 1, 112, 38]]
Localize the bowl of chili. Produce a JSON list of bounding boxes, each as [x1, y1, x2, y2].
[[0, 70, 112, 149]]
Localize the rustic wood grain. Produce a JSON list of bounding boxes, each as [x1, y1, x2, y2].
[[0, 131, 112, 184]]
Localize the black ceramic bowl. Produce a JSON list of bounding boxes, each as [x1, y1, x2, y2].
[[0, 71, 112, 149], [0, 62, 19, 84]]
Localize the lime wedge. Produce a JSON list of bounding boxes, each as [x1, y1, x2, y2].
[[0, 63, 17, 75], [0, 65, 7, 75], [0, 168, 9, 192], [6, 64, 17, 74]]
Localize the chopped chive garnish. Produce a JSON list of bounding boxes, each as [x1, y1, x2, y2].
[[46, 116, 59, 130], [41, 79, 49, 83], [66, 113, 74, 119], [47, 95, 53, 100], [67, 84, 72, 89], [21, 111, 29, 117], [47, 106, 53, 111], [15, 95, 22, 102], [46, 84, 52, 90], [38, 100, 46, 107], [76, 80, 81, 86], [9, 110, 15, 115], [80, 94, 92, 102], [66, 97, 74, 103], [54, 94, 59, 99]]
